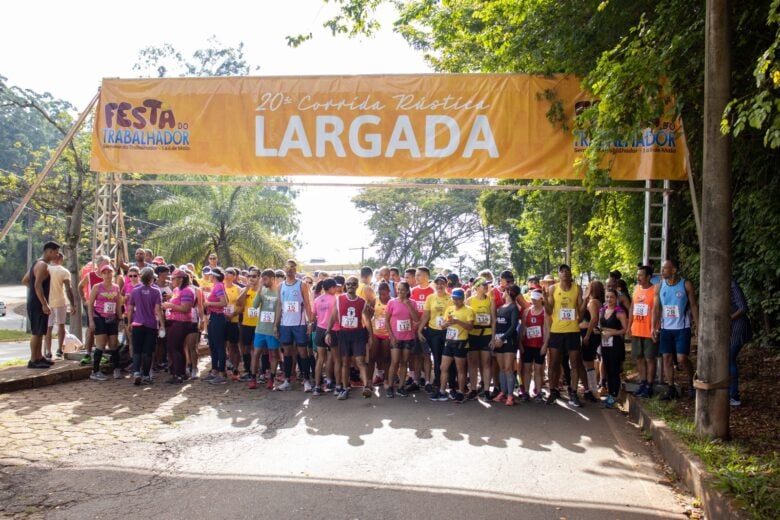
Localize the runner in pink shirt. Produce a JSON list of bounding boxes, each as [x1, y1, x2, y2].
[[384, 281, 420, 397]]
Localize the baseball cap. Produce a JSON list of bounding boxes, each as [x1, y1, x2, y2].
[[434, 274, 447, 284], [172, 269, 187, 278], [530, 290, 544, 301], [451, 288, 465, 299], [473, 277, 489, 286], [202, 266, 212, 275], [446, 273, 460, 283], [100, 264, 114, 274], [333, 275, 346, 287], [152, 256, 166, 265]]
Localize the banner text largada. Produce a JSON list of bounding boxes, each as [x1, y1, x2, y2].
[[90, 75, 688, 180]]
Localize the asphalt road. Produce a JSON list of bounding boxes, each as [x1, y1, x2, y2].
[[0, 285, 27, 332], [2, 383, 690, 519]]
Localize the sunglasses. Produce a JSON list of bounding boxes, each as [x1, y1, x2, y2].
[[128, 274, 138, 278], [248, 275, 258, 278], [345, 282, 358, 286]]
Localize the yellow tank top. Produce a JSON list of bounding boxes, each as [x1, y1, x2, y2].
[[550, 283, 579, 333], [242, 287, 258, 327], [356, 283, 370, 299], [468, 296, 492, 336], [224, 284, 241, 323], [372, 299, 389, 337]]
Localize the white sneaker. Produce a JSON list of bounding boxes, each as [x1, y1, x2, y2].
[[729, 398, 742, 407], [90, 371, 108, 381], [303, 381, 312, 393], [113, 368, 122, 379], [276, 380, 291, 391], [190, 367, 199, 380]]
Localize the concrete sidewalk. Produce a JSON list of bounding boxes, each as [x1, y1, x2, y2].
[[0, 357, 91, 393]]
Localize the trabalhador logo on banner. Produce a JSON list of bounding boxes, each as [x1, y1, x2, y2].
[[90, 74, 687, 181]]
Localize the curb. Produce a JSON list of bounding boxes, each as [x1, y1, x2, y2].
[[623, 393, 748, 519], [0, 364, 92, 394]]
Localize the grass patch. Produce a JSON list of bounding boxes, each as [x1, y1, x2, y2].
[[0, 359, 27, 368], [644, 398, 779, 519], [0, 329, 30, 341]]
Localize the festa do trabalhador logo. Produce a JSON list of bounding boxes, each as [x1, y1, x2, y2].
[[100, 99, 190, 151]]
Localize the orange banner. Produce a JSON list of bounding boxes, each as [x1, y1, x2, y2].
[[90, 75, 687, 180]]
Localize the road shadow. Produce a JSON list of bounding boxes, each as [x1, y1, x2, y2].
[[1, 464, 684, 519]]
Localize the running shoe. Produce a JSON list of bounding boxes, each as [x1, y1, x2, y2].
[[90, 371, 108, 381], [276, 380, 291, 391], [325, 381, 335, 393], [568, 393, 583, 408], [43, 351, 52, 360], [397, 387, 409, 397], [141, 376, 152, 384], [428, 391, 448, 402], [546, 389, 560, 405], [304, 381, 313, 393], [406, 382, 420, 393], [533, 393, 544, 404], [520, 393, 530, 403], [257, 374, 267, 384], [202, 372, 216, 382], [729, 397, 741, 407], [453, 392, 465, 404], [385, 387, 395, 399], [312, 386, 322, 396], [248, 379, 258, 390], [238, 373, 254, 382], [334, 386, 344, 397], [40, 357, 55, 366], [424, 383, 433, 394], [113, 369, 122, 380], [362, 386, 372, 398], [27, 359, 50, 369], [210, 375, 228, 385], [492, 392, 506, 403], [634, 381, 647, 396], [584, 392, 599, 403], [660, 385, 679, 401], [605, 395, 616, 408], [133, 372, 142, 386], [466, 390, 478, 401], [266, 378, 274, 390], [337, 389, 349, 400], [56, 350, 63, 358], [80, 355, 92, 365], [505, 395, 515, 406]]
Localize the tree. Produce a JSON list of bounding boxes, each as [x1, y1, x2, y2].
[[146, 185, 296, 268], [353, 180, 487, 268], [0, 77, 95, 337]]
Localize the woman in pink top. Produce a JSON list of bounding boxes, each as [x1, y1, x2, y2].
[[203, 267, 228, 384], [162, 269, 195, 384], [311, 278, 338, 395], [87, 264, 123, 381], [384, 281, 420, 397]]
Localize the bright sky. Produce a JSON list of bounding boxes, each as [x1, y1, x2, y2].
[[0, 0, 432, 265]]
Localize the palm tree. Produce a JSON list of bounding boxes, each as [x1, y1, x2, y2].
[[147, 185, 298, 268]]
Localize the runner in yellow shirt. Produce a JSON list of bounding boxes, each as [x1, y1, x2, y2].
[[236, 267, 260, 383], [428, 288, 474, 403], [465, 277, 495, 400], [223, 268, 243, 380]]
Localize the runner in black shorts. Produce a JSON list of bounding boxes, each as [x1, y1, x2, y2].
[[24, 241, 60, 368]]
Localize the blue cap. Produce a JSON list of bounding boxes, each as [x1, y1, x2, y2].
[[451, 288, 465, 299]]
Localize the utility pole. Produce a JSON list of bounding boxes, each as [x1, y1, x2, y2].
[[696, 0, 731, 439], [349, 246, 367, 265]]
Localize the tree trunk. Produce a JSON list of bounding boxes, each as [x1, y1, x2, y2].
[[696, 0, 731, 439], [65, 197, 86, 340]]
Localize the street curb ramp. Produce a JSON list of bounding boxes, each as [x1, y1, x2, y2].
[[624, 393, 748, 519], [0, 362, 92, 393]]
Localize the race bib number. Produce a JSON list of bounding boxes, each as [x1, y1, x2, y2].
[[446, 327, 459, 340], [225, 304, 235, 315], [601, 335, 614, 347], [260, 311, 275, 323], [102, 301, 116, 314], [374, 318, 386, 330], [526, 325, 542, 339], [633, 303, 649, 317], [558, 308, 575, 321], [341, 315, 359, 328], [476, 313, 491, 325], [435, 316, 445, 328], [247, 307, 259, 319], [663, 305, 679, 319], [284, 301, 300, 314], [415, 300, 425, 311], [165, 308, 172, 319], [396, 319, 411, 332]]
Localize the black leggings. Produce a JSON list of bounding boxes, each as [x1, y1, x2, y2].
[[601, 346, 623, 398], [132, 325, 157, 377], [167, 321, 190, 378]]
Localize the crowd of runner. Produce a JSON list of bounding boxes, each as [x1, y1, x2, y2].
[[25, 243, 730, 407]]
